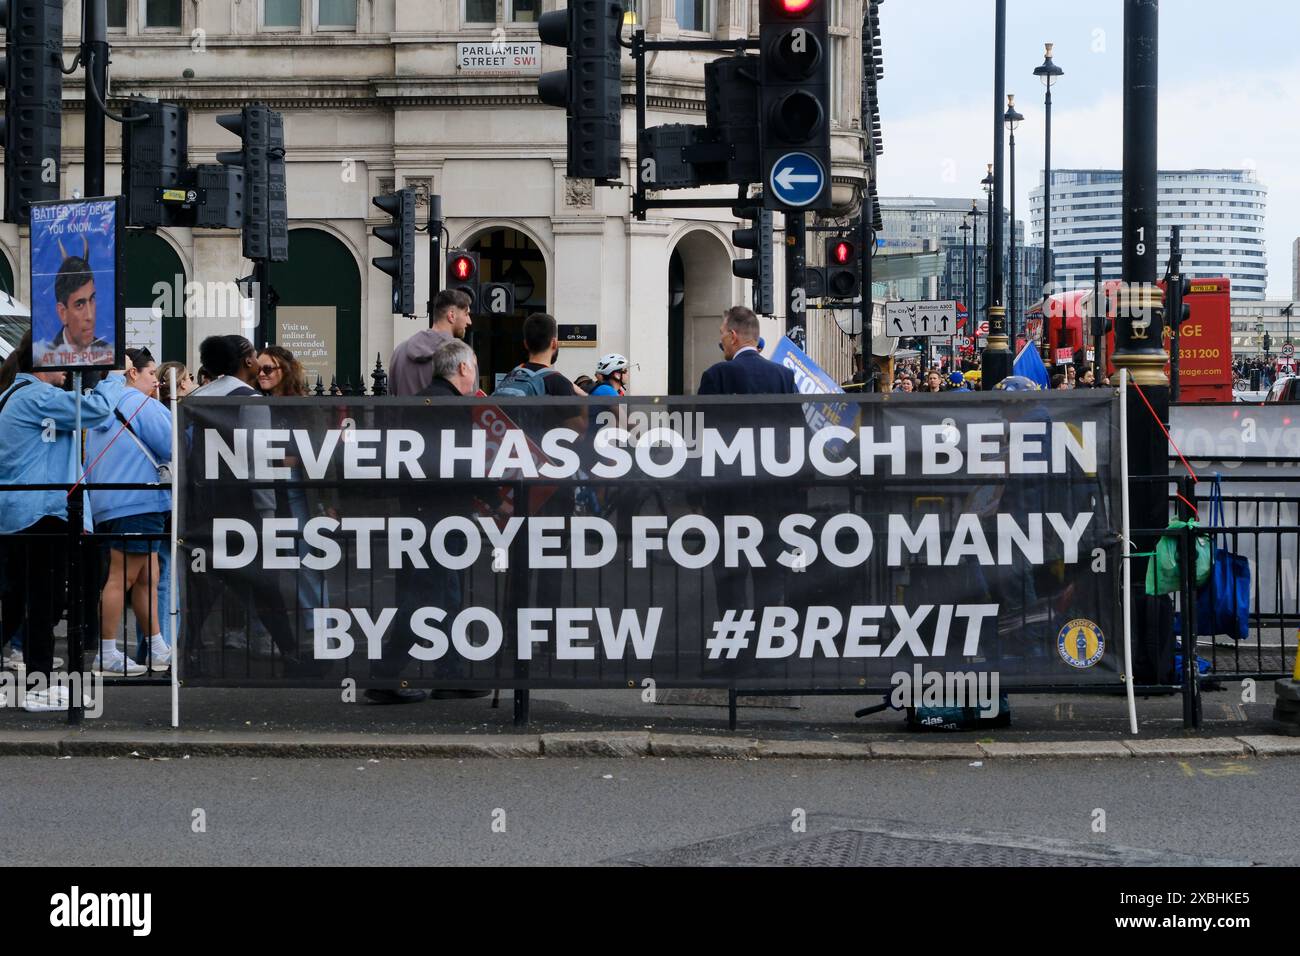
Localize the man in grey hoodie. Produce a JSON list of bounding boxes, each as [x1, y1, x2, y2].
[[388, 289, 473, 396]]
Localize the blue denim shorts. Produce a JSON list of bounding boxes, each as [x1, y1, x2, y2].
[[97, 513, 167, 554]]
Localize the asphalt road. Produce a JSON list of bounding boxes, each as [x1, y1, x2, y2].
[[3, 754, 1295, 866]]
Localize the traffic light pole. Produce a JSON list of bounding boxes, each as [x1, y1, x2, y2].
[[427, 194, 443, 315], [83, 0, 109, 197], [255, 259, 276, 349], [786, 212, 806, 342], [1168, 226, 1183, 402], [859, 213, 872, 377]]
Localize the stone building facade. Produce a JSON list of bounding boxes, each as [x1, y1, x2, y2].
[[0, 0, 874, 392]]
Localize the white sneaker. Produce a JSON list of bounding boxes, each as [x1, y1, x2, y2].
[[23, 686, 69, 712], [145, 637, 172, 673], [1, 650, 65, 671], [21, 687, 93, 712], [92, 647, 147, 677]]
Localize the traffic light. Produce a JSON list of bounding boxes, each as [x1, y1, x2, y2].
[[2, 0, 64, 224], [704, 54, 761, 185], [731, 202, 774, 316], [480, 282, 516, 317], [217, 104, 288, 261], [448, 249, 480, 314], [122, 99, 189, 228], [758, 0, 831, 212], [371, 188, 415, 316], [537, 0, 625, 182], [1169, 275, 1192, 330], [823, 236, 860, 299]]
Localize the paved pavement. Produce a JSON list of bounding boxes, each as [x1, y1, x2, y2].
[[2, 754, 1294, 866], [0, 680, 1288, 740]]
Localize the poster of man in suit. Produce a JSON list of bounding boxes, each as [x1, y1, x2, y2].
[[30, 197, 124, 371]]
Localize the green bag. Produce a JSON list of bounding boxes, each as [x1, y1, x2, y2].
[[1145, 519, 1213, 596]]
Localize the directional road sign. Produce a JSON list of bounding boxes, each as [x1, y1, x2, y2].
[[769, 152, 826, 209], [884, 300, 960, 338]]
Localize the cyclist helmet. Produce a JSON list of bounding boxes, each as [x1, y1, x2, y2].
[[595, 353, 629, 377], [994, 375, 1042, 391]]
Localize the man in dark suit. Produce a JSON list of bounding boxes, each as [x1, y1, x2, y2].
[[698, 306, 798, 395], [695, 307, 799, 643]]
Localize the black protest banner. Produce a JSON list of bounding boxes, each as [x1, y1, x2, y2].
[[177, 392, 1121, 690]]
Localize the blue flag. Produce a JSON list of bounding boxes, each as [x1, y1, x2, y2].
[[1013, 342, 1050, 389]]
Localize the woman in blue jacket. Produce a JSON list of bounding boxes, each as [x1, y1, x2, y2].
[[0, 333, 128, 712], [84, 348, 172, 676]]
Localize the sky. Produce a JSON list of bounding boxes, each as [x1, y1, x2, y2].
[[875, 0, 1300, 299]]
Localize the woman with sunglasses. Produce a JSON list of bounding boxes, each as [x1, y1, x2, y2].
[[256, 346, 307, 397], [255, 346, 328, 634]]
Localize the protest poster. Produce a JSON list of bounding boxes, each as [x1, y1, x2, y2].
[[29, 197, 125, 371], [177, 394, 1121, 691]]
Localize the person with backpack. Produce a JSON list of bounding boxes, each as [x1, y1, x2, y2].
[[493, 313, 588, 432], [84, 347, 172, 675], [0, 332, 130, 711]]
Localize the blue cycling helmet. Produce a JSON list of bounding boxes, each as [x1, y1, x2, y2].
[[994, 375, 1042, 391]]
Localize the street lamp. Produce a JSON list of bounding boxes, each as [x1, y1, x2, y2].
[[1033, 42, 1064, 296], [969, 198, 983, 349], [981, 164, 994, 336], [1004, 94, 1024, 348], [959, 217, 971, 366]]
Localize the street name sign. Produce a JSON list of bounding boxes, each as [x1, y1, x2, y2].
[[885, 300, 959, 337]]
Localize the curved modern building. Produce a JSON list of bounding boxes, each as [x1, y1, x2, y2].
[[1029, 169, 1268, 300]]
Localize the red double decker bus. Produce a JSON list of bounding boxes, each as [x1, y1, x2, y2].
[[1027, 276, 1232, 402]]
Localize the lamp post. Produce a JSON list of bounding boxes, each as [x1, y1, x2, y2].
[[1033, 42, 1064, 297], [1112, 0, 1172, 699], [981, 164, 994, 344], [969, 199, 982, 356], [1004, 94, 1024, 349], [983, 0, 1011, 387], [959, 217, 971, 367]]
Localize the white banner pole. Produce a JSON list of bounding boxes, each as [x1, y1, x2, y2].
[[169, 367, 180, 729], [1120, 369, 1138, 735]]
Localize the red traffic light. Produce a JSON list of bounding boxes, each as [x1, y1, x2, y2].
[[832, 240, 854, 264], [777, 0, 815, 12], [451, 255, 476, 282]]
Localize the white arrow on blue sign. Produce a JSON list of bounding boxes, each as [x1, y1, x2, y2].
[[769, 152, 826, 208]]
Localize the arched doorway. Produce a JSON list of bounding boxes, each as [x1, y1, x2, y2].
[[466, 227, 547, 391], [124, 231, 186, 361], [274, 229, 362, 389], [669, 229, 732, 395]]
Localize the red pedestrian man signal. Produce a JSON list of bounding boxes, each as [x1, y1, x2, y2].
[[452, 255, 476, 282], [777, 0, 815, 13], [832, 240, 854, 264]]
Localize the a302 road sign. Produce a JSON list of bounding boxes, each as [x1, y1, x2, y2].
[[885, 300, 959, 337]]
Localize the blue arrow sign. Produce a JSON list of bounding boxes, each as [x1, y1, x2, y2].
[[769, 152, 826, 208]]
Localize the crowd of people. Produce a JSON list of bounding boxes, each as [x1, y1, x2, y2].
[[873, 354, 1109, 393], [0, 322, 350, 710]]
